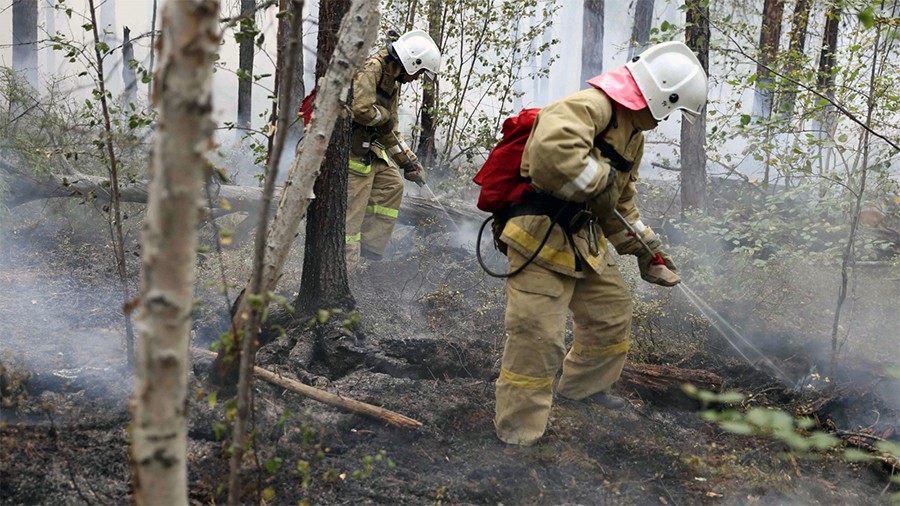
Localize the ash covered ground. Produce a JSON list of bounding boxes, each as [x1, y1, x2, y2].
[[1, 204, 898, 505]]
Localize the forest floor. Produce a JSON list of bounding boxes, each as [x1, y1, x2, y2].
[[1, 198, 899, 505]]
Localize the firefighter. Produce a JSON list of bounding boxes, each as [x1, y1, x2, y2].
[[346, 30, 441, 271], [494, 41, 709, 446]]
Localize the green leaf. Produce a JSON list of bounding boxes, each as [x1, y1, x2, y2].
[[843, 449, 874, 462], [207, 392, 218, 408], [740, 114, 751, 126], [858, 7, 876, 29], [719, 421, 754, 435], [265, 457, 283, 474]]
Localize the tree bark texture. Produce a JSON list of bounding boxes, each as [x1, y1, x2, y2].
[[679, 0, 709, 215], [296, 0, 355, 317], [237, 0, 256, 128], [817, 5, 842, 100], [580, 0, 604, 84], [132, 1, 218, 505], [628, 0, 654, 59], [280, 0, 306, 145], [777, 0, 812, 119], [209, 0, 379, 386], [123, 27, 138, 104], [12, 0, 38, 88], [752, 0, 784, 119]]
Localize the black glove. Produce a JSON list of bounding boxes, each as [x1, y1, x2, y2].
[[403, 161, 426, 187]]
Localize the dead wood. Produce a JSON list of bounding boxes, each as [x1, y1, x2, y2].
[[620, 361, 725, 394], [0, 159, 486, 229], [192, 347, 422, 429]]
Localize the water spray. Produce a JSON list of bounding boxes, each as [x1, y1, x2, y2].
[[612, 210, 791, 383], [420, 180, 463, 236]]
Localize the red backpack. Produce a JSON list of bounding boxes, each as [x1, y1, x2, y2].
[[472, 108, 540, 212]]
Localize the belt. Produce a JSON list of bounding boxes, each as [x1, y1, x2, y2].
[[501, 192, 593, 235]]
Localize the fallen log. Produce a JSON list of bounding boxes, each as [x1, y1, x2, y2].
[[620, 361, 724, 394], [191, 347, 422, 429], [0, 159, 486, 228]]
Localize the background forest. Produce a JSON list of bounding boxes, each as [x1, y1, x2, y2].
[[1, 0, 899, 505]]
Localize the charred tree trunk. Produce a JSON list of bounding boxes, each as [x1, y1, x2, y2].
[[295, 0, 355, 317], [580, 0, 604, 84], [752, 0, 784, 120], [416, 0, 443, 167], [207, 0, 379, 387], [679, 0, 709, 215], [237, 0, 257, 129], [628, 0, 654, 59], [131, 1, 218, 504], [12, 0, 38, 88]]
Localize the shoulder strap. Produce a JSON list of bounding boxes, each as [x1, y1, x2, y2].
[[593, 109, 634, 172]]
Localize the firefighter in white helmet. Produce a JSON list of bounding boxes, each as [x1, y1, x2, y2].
[[494, 41, 708, 446], [345, 30, 441, 271]]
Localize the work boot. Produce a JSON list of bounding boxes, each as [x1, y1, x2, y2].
[[360, 248, 383, 261], [584, 391, 628, 410], [559, 391, 628, 410]]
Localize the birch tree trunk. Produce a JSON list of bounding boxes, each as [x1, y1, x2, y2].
[[580, 0, 604, 84], [12, 0, 38, 88], [131, 1, 219, 504], [209, 0, 379, 387], [679, 0, 709, 214]]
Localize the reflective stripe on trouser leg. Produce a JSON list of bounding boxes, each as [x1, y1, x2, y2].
[[495, 249, 575, 446], [557, 254, 633, 400], [346, 158, 376, 271], [360, 159, 403, 257]]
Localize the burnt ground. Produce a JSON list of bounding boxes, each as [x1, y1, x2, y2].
[[1, 209, 899, 506]]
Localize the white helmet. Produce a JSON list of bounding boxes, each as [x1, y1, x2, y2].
[[625, 41, 708, 122], [390, 29, 441, 80]]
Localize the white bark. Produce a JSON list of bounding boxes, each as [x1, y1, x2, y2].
[[131, 1, 219, 505]]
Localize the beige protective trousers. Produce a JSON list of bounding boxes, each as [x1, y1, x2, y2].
[[345, 158, 404, 271], [495, 248, 633, 446]]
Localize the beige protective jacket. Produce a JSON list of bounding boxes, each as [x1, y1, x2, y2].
[[349, 47, 417, 173], [500, 88, 648, 278]]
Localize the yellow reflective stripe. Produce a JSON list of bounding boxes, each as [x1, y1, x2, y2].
[[572, 339, 630, 358], [349, 160, 372, 174], [503, 221, 576, 268], [345, 233, 361, 244], [365, 205, 399, 218], [499, 367, 554, 390]]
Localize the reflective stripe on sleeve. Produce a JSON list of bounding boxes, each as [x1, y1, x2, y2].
[[499, 367, 554, 390], [365, 205, 399, 218], [349, 160, 372, 174], [345, 233, 361, 244], [557, 157, 599, 199]]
